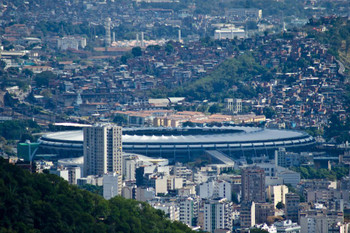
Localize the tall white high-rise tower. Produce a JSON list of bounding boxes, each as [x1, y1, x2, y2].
[[105, 17, 111, 47], [83, 123, 122, 176], [141, 32, 145, 47]]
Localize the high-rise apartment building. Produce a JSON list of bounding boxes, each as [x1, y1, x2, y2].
[[275, 147, 287, 167], [57, 36, 87, 50], [105, 17, 111, 47], [300, 212, 343, 233], [241, 166, 265, 202], [275, 148, 300, 168], [224, 98, 242, 114], [267, 185, 288, 208], [199, 180, 232, 201], [83, 124, 122, 176], [285, 193, 300, 223], [179, 196, 199, 227], [123, 155, 137, 181], [204, 198, 233, 233], [240, 201, 256, 230]]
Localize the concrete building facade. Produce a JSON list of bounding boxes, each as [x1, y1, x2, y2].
[[285, 193, 300, 223], [240, 201, 256, 230], [267, 185, 289, 208], [83, 124, 122, 176], [242, 167, 265, 202], [204, 198, 233, 233], [103, 172, 122, 199], [255, 203, 274, 224], [179, 196, 199, 227]]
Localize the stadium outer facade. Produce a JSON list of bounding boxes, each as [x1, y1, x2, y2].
[[38, 126, 315, 161]]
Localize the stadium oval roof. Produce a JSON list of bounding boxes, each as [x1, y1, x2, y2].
[[39, 126, 314, 148]]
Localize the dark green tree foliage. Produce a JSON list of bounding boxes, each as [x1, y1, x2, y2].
[[152, 25, 181, 39], [34, 71, 57, 87], [285, 184, 305, 202], [263, 107, 275, 118], [276, 202, 285, 210], [36, 21, 104, 37], [0, 120, 40, 141], [0, 60, 6, 70], [0, 62, 31, 92], [182, 121, 196, 127], [0, 159, 194, 233], [121, 47, 144, 64], [291, 166, 349, 181], [165, 43, 175, 55], [305, 17, 350, 58], [208, 104, 222, 114], [344, 84, 350, 113], [324, 115, 350, 143], [6, 67, 20, 76], [79, 184, 103, 196], [113, 114, 128, 126], [132, 47, 142, 57], [250, 228, 269, 233], [4, 92, 18, 107], [120, 53, 133, 64], [192, 0, 305, 17]]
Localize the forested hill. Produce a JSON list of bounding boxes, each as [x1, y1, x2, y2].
[[0, 158, 194, 233], [169, 52, 268, 101]]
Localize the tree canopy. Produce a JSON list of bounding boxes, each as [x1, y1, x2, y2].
[[291, 165, 349, 181], [0, 120, 40, 141], [0, 158, 195, 233], [34, 71, 57, 87], [276, 202, 285, 210], [170, 53, 267, 101]]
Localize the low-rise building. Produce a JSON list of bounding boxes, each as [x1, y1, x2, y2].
[[274, 220, 301, 233], [103, 172, 122, 200]]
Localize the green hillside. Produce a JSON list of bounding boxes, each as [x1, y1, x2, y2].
[[307, 17, 350, 76], [0, 158, 194, 233], [170, 53, 267, 101]]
